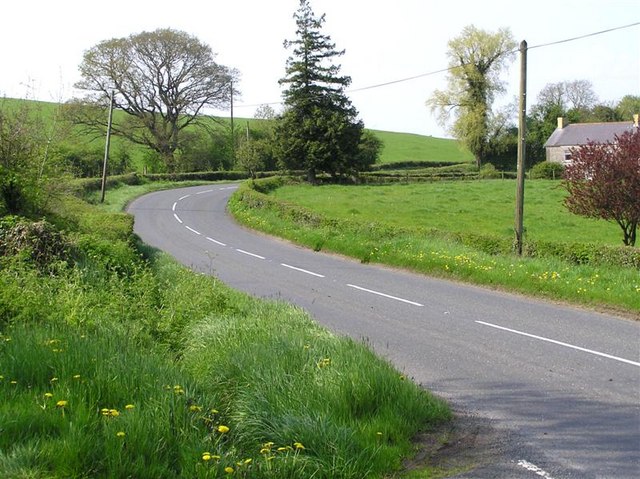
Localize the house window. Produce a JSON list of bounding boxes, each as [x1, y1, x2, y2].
[[563, 151, 572, 164]]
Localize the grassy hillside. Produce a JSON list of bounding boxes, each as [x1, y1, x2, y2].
[[2, 97, 470, 170], [370, 130, 473, 164]]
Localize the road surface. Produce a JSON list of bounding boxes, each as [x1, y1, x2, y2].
[[128, 184, 640, 478]]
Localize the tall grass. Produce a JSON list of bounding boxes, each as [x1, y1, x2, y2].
[[0, 186, 451, 478]]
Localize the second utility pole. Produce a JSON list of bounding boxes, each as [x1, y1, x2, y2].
[[514, 40, 527, 255]]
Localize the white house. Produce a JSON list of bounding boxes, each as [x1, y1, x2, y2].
[[544, 114, 639, 164]]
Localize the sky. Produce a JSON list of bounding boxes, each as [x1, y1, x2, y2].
[[2, 0, 638, 138]]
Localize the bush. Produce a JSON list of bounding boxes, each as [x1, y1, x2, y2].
[[0, 218, 71, 270], [529, 161, 565, 180], [478, 163, 502, 179]]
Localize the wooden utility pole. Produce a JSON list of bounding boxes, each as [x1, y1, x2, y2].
[[230, 80, 235, 161], [100, 90, 114, 204], [514, 40, 527, 255]]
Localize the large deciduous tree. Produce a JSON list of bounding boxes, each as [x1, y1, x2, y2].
[[71, 28, 237, 172], [563, 129, 640, 246], [427, 25, 516, 168], [276, 0, 378, 183]]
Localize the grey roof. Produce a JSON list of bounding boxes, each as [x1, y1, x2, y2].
[[544, 121, 636, 147]]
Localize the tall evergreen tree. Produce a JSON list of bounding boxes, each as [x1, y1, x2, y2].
[[276, 0, 375, 183]]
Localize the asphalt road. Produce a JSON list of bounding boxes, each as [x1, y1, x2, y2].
[[128, 183, 640, 479]]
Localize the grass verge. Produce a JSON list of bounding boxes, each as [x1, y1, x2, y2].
[[0, 182, 451, 478]]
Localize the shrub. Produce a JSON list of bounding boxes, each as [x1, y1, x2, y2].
[[529, 161, 564, 180], [478, 163, 502, 179], [0, 218, 71, 270]]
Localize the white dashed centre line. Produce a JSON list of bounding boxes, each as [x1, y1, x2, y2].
[[517, 460, 556, 479], [178, 194, 191, 201], [196, 189, 214, 195], [185, 226, 201, 235], [281, 263, 325, 278], [236, 249, 266, 260], [347, 284, 424, 307], [172, 202, 177, 211], [206, 237, 227, 247], [173, 213, 183, 224], [476, 321, 640, 367]]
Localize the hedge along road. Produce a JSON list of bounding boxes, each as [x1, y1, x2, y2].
[[128, 184, 640, 479]]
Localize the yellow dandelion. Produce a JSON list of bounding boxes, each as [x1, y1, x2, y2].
[[125, 404, 135, 410], [73, 374, 81, 380], [109, 409, 120, 417], [116, 431, 126, 438], [293, 442, 305, 450], [217, 425, 230, 433], [189, 405, 202, 412], [56, 400, 68, 408], [202, 453, 212, 462], [277, 447, 287, 452], [10, 380, 17, 385], [244, 458, 252, 464], [50, 377, 59, 383], [101, 408, 110, 416], [44, 392, 53, 399], [224, 466, 234, 474]]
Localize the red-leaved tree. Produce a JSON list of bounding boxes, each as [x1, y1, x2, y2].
[[563, 129, 640, 246]]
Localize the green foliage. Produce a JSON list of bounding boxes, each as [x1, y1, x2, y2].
[[0, 99, 69, 215], [276, 0, 378, 182], [427, 25, 517, 167], [72, 28, 236, 172], [529, 161, 564, 180], [478, 163, 501, 179]]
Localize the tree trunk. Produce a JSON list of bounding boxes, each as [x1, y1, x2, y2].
[[307, 167, 317, 184]]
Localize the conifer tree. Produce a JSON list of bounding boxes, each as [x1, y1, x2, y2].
[[276, 0, 376, 182]]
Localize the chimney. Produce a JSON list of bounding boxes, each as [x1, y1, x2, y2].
[[634, 114, 639, 128], [557, 117, 565, 129]]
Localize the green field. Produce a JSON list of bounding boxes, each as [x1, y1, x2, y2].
[[370, 130, 473, 164], [270, 180, 621, 245], [229, 179, 639, 314]]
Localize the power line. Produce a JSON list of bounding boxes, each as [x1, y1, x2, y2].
[[235, 22, 639, 109]]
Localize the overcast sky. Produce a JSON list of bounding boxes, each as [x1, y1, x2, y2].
[[2, 0, 638, 137]]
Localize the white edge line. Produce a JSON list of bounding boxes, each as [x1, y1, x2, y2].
[[196, 189, 214, 195], [185, 226, 201, 235], [206, 237, 227, 246], [476, 321, 640, 367], [173, 213, 183, 224], [172, 202, 177, 211], [281, 263, 325, 278], [178, 194, 190, 201], [347, 284, 423, 307], [236, 249, 265, 260]]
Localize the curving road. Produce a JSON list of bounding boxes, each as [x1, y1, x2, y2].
[[128, 184, 640, 479]]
